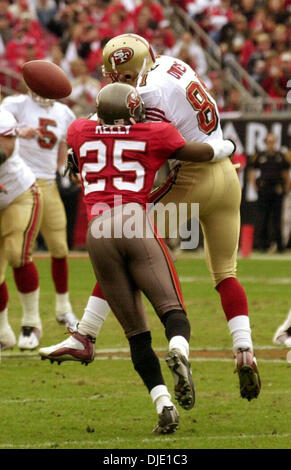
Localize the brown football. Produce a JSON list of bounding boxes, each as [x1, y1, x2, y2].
[[22, 60, 72, 99]]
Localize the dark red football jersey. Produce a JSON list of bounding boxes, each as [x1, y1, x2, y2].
[[67, 119, 185, 220]]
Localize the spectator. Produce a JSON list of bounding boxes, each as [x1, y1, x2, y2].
[[263, 13, 277, 34], [0, 12, 12, 55], [171, 31, 208, 80], [5, 23, 45, 72], [134, 7, 155, 43], [47, 2, 75, 39], [272, 25, 288, 55], [261, 54, 287, 100], [249, 8, 267, 34], [208, 70, 225, 111], [224, 87, 241, 111], [46, 43, 72, 79], [239, 0, 256, 22], [207, 0, 233, 42], [248, 133, 290, 253], [69, 58, 101, 116], [36, 0, 57, 30], [8, 0, 37, 20], [133, 0, 164, 27], [248, 32, 272, 76], [267, 0, 288, 23]]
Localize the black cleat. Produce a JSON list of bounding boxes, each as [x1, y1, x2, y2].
[[153, 406, 179, 434], [235, 348, 261, 401], [166, 349, 195, 410]]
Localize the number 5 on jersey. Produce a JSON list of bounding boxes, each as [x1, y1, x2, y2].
[[80, 140, 146, 195]]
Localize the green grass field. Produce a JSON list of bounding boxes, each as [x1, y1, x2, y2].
[[1, 253, 291, 449]]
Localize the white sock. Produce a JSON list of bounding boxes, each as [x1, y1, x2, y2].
[[169, 335, 189, 360], [150, 385, 173, 414], [18, 288, 42, 330], [228, 315, 253, 352], [0, 308, 9, 329], [56, 292, 73, 315], [78, 296, 110, 339]]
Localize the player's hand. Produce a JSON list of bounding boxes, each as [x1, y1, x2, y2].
[[209, 139, 236, 162], [71, 173, 82, 187], [18, 127, 43, 139], [64, 148, 79, 178]]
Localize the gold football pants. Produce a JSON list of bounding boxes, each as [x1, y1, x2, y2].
[[0, 184, 43, 284], [152, 158, 241, 287], [37, 179, 68, 258]]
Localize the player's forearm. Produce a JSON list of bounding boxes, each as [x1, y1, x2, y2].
[[173, 139, 235, 163], [0, 136, 15, 164], [58, 141, 69, 171], [173, 142, 214, 162]]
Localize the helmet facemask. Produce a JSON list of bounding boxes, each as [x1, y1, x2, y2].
[[28, 89, 54, 108]]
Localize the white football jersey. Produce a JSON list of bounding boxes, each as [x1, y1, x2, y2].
[[137, 55, 223, 144], [0, 94, 76, 179], [0, 108, 35, 210]]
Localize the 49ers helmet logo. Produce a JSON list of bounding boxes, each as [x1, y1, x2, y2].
[[127, 91, 141, 116], [109, 48, 134, 65]]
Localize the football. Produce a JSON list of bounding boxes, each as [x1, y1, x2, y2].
[[22, 60, 72, 99]]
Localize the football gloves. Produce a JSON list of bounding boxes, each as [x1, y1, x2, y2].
[[64, 147, 79, 177]]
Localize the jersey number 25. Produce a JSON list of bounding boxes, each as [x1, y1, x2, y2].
[[80, 140, 146, 195]]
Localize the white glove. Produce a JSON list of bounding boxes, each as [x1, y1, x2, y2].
[[208, 139, 236, 162]]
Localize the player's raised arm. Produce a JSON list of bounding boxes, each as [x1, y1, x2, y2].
[[172, 139, 236, 163]]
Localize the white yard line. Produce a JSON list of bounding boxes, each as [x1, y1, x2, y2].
[[0, 343, 286, 359], [32, 251, 291, 261], [0, 388, 290, 405], [179, 276, 291, 284], [1, 432, 291, 449], [0, 355, 288, 363]]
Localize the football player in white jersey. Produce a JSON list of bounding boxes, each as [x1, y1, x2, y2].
[[0, 108, 43, 350], [1, 91, 78, 338], [39, 34, 261, 402]]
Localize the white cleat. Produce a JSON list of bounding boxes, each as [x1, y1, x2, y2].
[[0, 324, 16, 350], [38, 330, 95, 365], [56, 312, 79, 329], [273, 310, 291, 347], [18, 326, 42, 350]]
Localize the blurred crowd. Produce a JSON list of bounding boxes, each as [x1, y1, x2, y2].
[[0, 0, 290, 115], [181, 0, 291, 107]]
